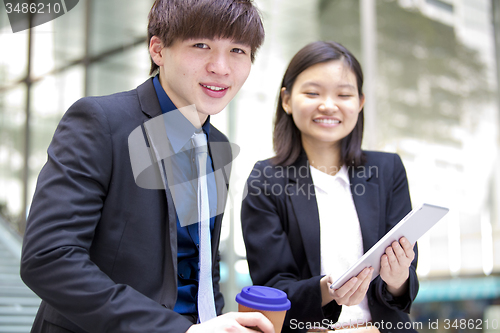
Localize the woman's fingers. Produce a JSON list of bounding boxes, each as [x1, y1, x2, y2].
[[332, 267, 373, 306], [380, 237, 414, 295]]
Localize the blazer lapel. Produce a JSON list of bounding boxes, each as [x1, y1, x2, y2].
[[349, 164, 380, 253], [288, 154, 322, 276], [136, 78, 178, 308]]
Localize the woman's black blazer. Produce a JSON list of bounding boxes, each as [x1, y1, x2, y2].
[[241, 151, 419, 333]]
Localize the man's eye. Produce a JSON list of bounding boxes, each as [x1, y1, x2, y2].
[[194, 43, 209, 49], [231, 48, 247, 54]]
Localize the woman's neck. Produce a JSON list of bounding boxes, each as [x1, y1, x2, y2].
[[302, 137, 342, 176]]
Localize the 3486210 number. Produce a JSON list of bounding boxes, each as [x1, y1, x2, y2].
[[444, 319, 499, 330], [5, 2, 62, 15]]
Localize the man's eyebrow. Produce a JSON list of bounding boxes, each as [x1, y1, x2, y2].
[[233, 40, 252, 47]]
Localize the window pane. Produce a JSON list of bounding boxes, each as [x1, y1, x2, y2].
[[87, 45, 150, 96], [53, 2, 86, 65], [31, 1, 86, 78], [89, 0, 154, 56], [0, 86, 26, 218], [0, 15, 28, 85]]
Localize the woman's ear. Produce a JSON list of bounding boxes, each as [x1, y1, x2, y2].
[[149, 36, 164, 67], [281, 87, 292, 114], [358, 94, 365, 113]]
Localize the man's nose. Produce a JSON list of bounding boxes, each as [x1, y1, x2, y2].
[[207, 52, 231, 76]]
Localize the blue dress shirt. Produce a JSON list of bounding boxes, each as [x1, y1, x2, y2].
[[153, 75, 217, 316]]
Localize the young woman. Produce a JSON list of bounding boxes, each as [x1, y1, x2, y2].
[[241, 41, 418, 333]]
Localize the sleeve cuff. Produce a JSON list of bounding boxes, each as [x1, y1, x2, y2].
[[322, 300, 342, 320], [378, 281, 412, 313]]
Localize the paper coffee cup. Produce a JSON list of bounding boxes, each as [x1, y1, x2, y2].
[[236, 286, 291, 333]]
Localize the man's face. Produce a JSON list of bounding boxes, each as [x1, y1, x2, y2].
[[158, 38, 252, 120]]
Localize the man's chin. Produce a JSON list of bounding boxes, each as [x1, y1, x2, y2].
[[197, 104, 230, 117]]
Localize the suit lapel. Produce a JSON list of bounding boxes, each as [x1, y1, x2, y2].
[[136, 78, 178, 308], [349, 164, 380, 253], [288, 154, 322, 276]]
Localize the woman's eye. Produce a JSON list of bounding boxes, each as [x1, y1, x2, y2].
[[305, 92, 319, 96]]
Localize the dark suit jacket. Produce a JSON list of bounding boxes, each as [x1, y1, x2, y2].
[[20, 78, 232, 333], [241, 151, 419, 333]]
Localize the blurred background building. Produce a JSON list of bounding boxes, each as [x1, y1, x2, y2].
[[1, 0, 500, 332]]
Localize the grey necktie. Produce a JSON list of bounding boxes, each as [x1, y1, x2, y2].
[[191, 132, 216, 322]]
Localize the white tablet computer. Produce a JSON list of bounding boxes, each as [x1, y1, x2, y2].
[[330, 203, 449, 290]]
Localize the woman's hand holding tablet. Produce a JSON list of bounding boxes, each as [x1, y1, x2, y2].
[[380, 237, 415, 296]]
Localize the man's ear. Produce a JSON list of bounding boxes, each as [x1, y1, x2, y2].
[[281, 87, 292, 114], [149, 36, 164, 67]]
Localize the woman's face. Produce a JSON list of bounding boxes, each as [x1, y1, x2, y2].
[[282, 60, 365, 149]]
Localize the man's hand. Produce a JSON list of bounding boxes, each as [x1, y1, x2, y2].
[[185, 312, 275, 333], [323, 267, 374, 306], [379, 236, 415, 297]]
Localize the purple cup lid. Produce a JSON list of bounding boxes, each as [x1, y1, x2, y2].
[[235, 286, 291, 312]]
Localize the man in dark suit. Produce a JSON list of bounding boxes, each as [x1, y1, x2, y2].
[[20, 1, 273, 332]]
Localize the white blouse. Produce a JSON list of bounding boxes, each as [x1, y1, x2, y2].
[[310, 165, 371, 326]]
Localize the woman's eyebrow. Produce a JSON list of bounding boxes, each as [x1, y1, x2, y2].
[[301, 82, 356, 90], [301, 81, 322, 88], [337, 83, 357, 90]]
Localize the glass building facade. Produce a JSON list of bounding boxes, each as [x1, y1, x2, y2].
[[1, 0, 500, 330]]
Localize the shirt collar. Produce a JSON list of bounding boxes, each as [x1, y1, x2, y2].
[[310, 164, 350, 193], [153, 75, 211, 153]]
